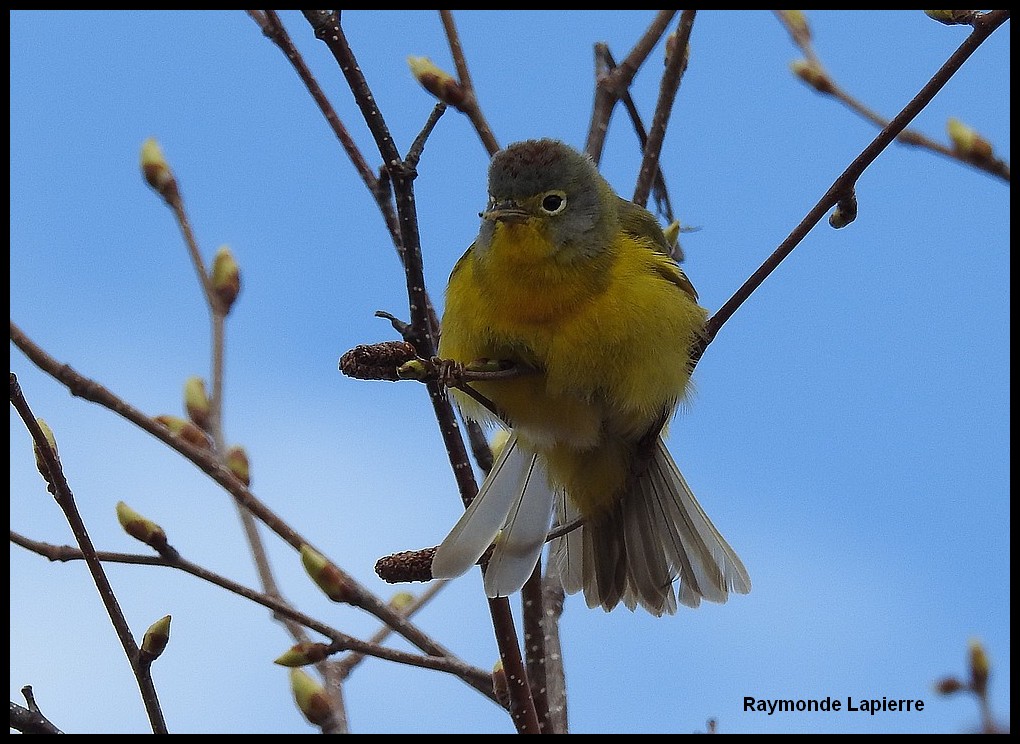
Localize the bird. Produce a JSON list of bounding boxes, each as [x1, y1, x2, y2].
[[430, 138, 750, 616]]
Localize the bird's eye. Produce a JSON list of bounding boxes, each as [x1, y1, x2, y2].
[[540, 191, 567, 215]]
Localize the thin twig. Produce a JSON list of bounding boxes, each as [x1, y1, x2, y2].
[[632, 10, 695, 208], [247, 9, 402, 246], [406, 103, 448, 169], [10, 530, 496, 698], [776, 10, 1009, 182], [9, 686, 63, 735], [9, 701, 62, 735], [585, 10, 677, 164], [597, 44, 675, 222], [335, 581, 447, 680], [439, 10, 501, 155], [10, 375, 168, 734], [540, 579, 568, 734], [695, 9, 1011, 361], [521, 563, 551, 732]]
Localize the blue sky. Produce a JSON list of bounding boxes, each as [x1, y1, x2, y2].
[[10, 10, 1009, 734]]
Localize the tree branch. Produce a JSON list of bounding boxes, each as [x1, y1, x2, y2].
[[10, 375, 168, 734], [694, 9, 1010, 361]]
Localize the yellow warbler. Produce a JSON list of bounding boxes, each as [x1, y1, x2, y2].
[[431, 139, 749, 615]]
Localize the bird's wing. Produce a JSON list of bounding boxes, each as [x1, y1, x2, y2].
[[616, 196, 699, 302]]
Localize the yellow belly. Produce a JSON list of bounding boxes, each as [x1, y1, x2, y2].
[[439, 223, 706, 515]]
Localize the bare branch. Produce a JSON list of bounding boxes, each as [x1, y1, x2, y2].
[[10, 375, 168, 734], [779, 10, 1010, 182], [439, 10, 501, 156], [632, 10, 695, 208], [11, 530, 496, 699], [695, 9, 1010, 360], [586, 10, 677, 163]]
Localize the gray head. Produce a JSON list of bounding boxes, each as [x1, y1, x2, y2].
[[479, 139, 615, 260]]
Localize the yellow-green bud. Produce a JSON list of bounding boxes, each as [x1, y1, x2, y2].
[[140, 138, 180, 205], [289, 669, 333, 727], [300, 545, 354, 603], [968, 638, 989, 695], [225, 445, 251, 487], [828, 192, 858, 230], [947, 117, 994, 161], [139, 614, 172, 664], [780, 10, 811, 40], [923, 10, 978, 25], [828, 206, 853, 229], [32, 418, 60, 480], [790, 59, 834, 94], [388, 592, 416, 613], [154, 414, 212, 450], [274, 642, 331, 668], [491, 660, 510, 709], [211, 245, 241, 314], [184, 376, 211, 431], [396, 359, 429, 381], [116, 501, 169, 552], [407, 56, 467, 108]]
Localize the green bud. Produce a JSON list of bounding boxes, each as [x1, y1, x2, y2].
[[211, 245, 241, 314], [968, 638, 989, 695], [140, 138, 180, 205], [947, 117, 994, 161], [828, 192, 858, 230], [407, 56, 467, 108], [780, 10, 811, 40], [289, 669, 333, 727], [274, 642, 331, 668], [790, 59, 834, 94], [396, 359, 429, 380], [388, 592, 416, 613], [184, 376, 210, 430], [139, 614, 172, 663], [300, 545, 354, 603], [32, 418, 60, 480], [225, 445, 251, 487], [154, 414, 212, 450], [116, 501, 169, 552]]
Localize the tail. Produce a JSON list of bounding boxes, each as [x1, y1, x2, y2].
[[549, 436, 750, 616], [431, 433, 556, 598]]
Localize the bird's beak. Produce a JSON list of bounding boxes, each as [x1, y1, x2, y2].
[[481, 199, 529, 224]]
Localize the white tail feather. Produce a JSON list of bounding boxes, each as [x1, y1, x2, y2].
[[483, 455, 555, 597], [431, 434, 529, 580]]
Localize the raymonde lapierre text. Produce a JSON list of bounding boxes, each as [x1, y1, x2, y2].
[[744, 696, 924, 716]]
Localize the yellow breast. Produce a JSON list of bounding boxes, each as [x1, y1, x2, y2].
[[439, 220, 706, 452]]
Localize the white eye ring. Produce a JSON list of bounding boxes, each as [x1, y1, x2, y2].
[[540, 191, 567, 215]]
